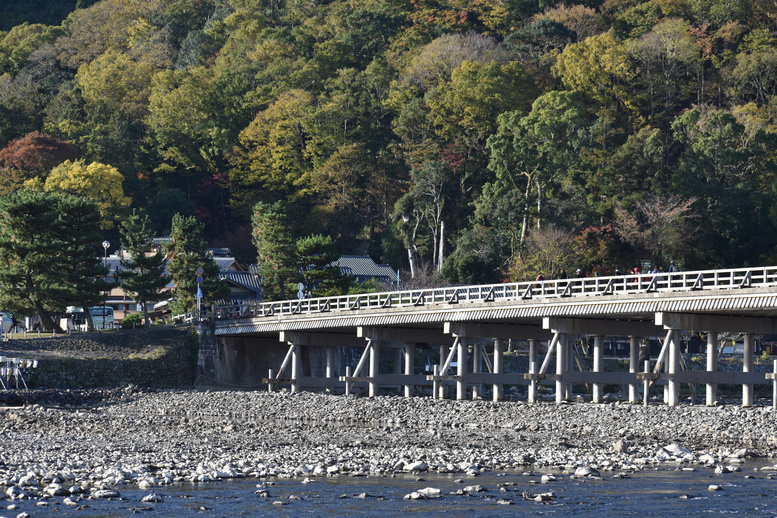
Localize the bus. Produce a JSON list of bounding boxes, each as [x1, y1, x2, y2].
[[61, 306, 115, 331]]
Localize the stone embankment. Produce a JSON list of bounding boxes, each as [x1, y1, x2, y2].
[[0, 327, 198, 389], [1, 387, 777, 507]]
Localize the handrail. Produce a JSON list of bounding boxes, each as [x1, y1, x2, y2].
[[201, 266, 777, 322]]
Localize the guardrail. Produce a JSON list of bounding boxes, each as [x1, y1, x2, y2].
[[186, 266, 777, 323]]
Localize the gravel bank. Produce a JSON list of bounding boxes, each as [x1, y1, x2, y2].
[[2, 388, 777, 505]]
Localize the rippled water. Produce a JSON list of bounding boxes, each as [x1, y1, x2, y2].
[[8, 462, 777, 517]]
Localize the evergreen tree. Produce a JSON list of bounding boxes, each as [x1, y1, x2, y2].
[[251, 201, 296, 301], [119, 210, 169, 327], [0, 189, 108, 331], [59, 194, 113, 331], [296, 234, 352, 297], [165, 213, 229, 314]]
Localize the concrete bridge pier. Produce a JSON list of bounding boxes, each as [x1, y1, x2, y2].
[[439, 344, 449, 399], [629, 336, 640, 403], [471, 342, 482, 400], [403, 343, 415, 398], [592, 334, 604, 403], [743, 333, 754, 407], [667, 329, 680, 406], [528, 339, 538, 403], [556, 332, 567, 404], [369, 340, 382, 397], [456, 337, 467, 400], [706, 332, 718, 406], [492, 338, 503, 402]]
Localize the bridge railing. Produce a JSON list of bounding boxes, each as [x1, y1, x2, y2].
[[206, 266, 777, 321]]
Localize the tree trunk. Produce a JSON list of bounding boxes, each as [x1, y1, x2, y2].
[[438, 220, 445, 272], [143, 305, 150, 328], [407, 247, 416, 279], [83, 305, 95, 331], [34, 299, 63, 333], [535, 178, 543, 230]]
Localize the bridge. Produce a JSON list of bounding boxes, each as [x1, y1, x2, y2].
[[196, 266, 777, 407]]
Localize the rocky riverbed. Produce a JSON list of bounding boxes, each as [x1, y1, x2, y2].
[[2, 387, 777, 508]]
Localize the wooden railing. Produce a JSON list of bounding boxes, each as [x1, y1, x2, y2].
[[186, 266, 777, 322]]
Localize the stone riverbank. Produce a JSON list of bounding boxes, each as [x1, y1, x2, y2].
[[2, 387, 777, 508]]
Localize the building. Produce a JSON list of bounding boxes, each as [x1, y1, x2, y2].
[[103, 240, 261, 321], [330, 255, 400, 287]]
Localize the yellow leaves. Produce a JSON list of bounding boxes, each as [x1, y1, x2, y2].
[[42, 159, 131, 229], [553, 31, 638, 115], [76, 50, 159, 121]]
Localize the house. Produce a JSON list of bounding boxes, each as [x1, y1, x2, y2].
[[330, 255, 400, 287], [103, 240, 261, 321]]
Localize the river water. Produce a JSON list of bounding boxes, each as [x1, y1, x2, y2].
[[7, 461, 777, 517]]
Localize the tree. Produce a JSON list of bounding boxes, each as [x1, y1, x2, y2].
[[37, 159, 131, 229], [165, 213, 230, 313], [119, 210, 169, 327], [485, 91, 590, 253], [251, 201, 296, 301], [296, 234, 351, 297], [509, 225, 577, 281], [0, 131, 77, 194], [0, 189, 108, 331], [613, 194, 697, 267]]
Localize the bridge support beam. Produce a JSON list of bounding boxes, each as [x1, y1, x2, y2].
[[457, 338, 467, 401], [439, 344, 448, 399], [493, 338, 503, 402], [556, 333, 567, 404], [472, 342, 481, 400], [369, 341, 381, 397], [528, 339, 538, 403], [404, 343, 415, 398], [629, 336, 640, 403], [592, 335, 604, 403], [743, 333, 754, 407], [667, 329, 680, 406], [706, 333, 718, 406]]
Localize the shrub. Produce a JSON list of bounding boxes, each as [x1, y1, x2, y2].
[[120, 312, 143, 329]]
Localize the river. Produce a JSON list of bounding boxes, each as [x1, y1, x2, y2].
[[8, 460, 777, 517]]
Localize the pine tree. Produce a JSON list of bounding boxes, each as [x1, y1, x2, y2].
[[251, 201, 296, 301], [165, 213, 229, 314], [0, 190, 108, 331], [296, 234, 352, 297], [119, 210, 169, 327]]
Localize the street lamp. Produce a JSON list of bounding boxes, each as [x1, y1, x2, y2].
[[102, 240, 110, 330]]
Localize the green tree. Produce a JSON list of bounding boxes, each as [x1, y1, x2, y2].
[[165, 213, 230, 313], [119, 210, 169, 327], [251, 201, 296, 301], [296, 234, 351, 297], [0, 189, 108, 331]]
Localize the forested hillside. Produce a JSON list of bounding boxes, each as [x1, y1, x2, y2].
[[2, 0, 776, 285]]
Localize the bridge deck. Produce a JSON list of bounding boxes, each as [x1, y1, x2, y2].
[[195, 266, 777, 408]]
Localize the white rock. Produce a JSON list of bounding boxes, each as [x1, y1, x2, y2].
[[403, 461, 428, 472], [416, 487, 441, 498], [91, 489, 121, 499], [141, 492, 164, 503], [708, 484, 723, 491], [541, 474, 556, 483], [574, 466, 600, 477]]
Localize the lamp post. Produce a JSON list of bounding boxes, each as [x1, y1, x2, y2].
[[102, 240, 110, 330]]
